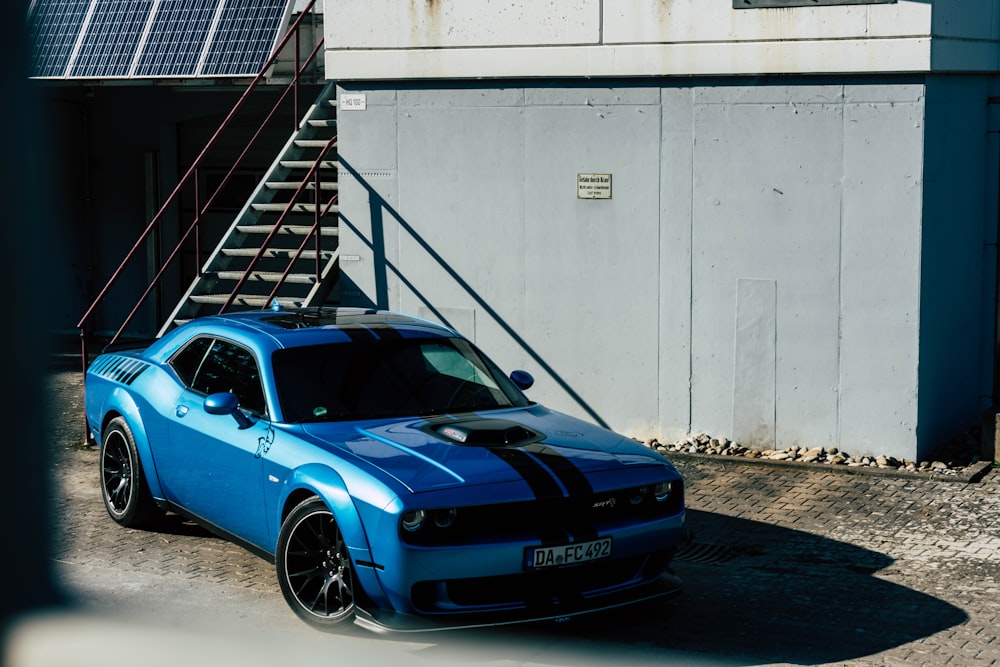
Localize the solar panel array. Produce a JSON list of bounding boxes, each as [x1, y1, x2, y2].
[[28, 0, 293, 79]]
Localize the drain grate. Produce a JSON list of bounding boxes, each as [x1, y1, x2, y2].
[[674, 541, 744, 565]]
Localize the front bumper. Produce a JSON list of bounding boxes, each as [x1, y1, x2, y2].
[[354, 567, 682, 633]]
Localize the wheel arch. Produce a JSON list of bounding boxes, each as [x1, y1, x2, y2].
[[279, 464, 391, 613], [99, 388, 165, 500], [280, 464, 373, 553]]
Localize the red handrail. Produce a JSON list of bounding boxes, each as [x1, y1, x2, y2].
[[223, 135, 339, 312], [77, 0, 324, 367]]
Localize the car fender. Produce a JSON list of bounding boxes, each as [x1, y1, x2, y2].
[[280, 463, 383, 561], [280, 463, 394, 610], [100, 385, 166, 501]]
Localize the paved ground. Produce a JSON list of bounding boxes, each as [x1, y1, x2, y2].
[[6, 368, 1000, 666]]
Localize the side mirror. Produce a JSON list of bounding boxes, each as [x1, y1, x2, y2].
[[204, 392, 254, 429], [509, 370, 534, 391]]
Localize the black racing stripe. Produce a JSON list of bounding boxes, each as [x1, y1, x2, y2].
[[491, 448, 563, 500], [565, 524, 600, 543], [341, 327, 377, 344], [367, 323, 405, 341], [523, 444, 594, 497], [536, 526, 569, 547]]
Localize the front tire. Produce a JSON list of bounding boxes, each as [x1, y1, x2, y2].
[[276, 497, 356, 630], [100, 416, 162, 527]]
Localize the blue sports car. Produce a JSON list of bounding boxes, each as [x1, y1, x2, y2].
[[85, 307, 684, 632]]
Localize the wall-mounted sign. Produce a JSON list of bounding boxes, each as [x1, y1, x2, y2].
[[340, 93, 367, 111], [577, 173, 612, 199]]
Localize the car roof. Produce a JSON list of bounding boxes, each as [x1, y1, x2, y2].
[[186, 307, 456, 348]]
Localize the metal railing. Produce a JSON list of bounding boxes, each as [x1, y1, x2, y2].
[[76, 0, 328, 370], [225, 135, 339, 312]]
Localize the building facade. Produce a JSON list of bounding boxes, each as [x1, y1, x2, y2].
[[323, 0, 1000, 460]]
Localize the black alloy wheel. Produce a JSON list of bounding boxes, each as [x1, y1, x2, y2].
[[277, 497, 356, 630], [99, 416, 162, 527]]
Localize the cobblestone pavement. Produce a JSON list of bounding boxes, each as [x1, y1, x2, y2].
[[18, 369, 1000, 666]]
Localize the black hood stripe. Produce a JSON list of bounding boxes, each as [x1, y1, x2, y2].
[[523, 443, 594, 498], [491, 448, 563, 500], [491, 442, 601, 545]]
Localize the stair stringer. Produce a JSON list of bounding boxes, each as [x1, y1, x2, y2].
[[159, 81, 340, 336]]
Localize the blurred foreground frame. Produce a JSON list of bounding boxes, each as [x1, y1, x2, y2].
[[1, 0, 67, 630]]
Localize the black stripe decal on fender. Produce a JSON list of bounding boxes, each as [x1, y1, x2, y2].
[[523, 443, 594, 497], [491, 448, 563, 501]]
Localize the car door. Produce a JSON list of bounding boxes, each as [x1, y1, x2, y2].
[[158, 336, 272, 549]]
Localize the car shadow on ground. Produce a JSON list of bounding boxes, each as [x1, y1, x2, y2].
[[151, 514, 220, 539], [390, 509, 967, 666]]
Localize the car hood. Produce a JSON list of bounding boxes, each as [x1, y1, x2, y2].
[[300, 407, 666, 495]]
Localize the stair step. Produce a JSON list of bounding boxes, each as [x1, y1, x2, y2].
[[281, 160, 338, 169], [210, 271, 318, 284], [159, 82, 342, 337], [294, 139, 337, 149], [251, 202, 339, 214], [265, 181, 338, 191], [236, 224, 339, 236], [190, 294, 306, 307], [221, 248, 335, 259]]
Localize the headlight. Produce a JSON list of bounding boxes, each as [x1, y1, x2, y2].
[[401, 509, 426, 532], [652, 482, 671, 502], [628, 487, 648, 505], [433, 508, 458, 528]]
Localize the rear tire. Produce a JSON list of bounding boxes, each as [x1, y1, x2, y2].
[[99, 416, 162, 528], [276, 497, 356, 630]]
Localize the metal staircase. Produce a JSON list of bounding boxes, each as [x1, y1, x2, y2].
[[161, 83, 340, 332], [76, 0, 334, 366]]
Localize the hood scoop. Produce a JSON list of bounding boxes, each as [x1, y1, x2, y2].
[[430, 418, 543, 448]]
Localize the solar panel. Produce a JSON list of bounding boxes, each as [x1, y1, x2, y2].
[[133, 0, 216, 77], [201, 0, 290, 76], [27, 0, 293, 79], [72, 0, 152, 78], [28, 0, 89, 78]]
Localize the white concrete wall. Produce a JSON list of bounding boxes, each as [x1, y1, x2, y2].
[[324, 0, 1000, 79], [333, 80, 966, 460]]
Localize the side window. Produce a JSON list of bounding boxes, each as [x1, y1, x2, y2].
[[170, 337, 266, 416], [169, 337, 212, 386]]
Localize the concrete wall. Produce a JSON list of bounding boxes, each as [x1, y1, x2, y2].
[[917, 76, 999, 452], [324, 0, 1000, 80], [332, 78, 988, 459]]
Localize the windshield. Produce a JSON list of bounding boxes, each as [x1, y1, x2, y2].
[[272, 336, 531, 423]]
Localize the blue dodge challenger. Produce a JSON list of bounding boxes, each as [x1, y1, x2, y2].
[[85, 307, 684, 632]]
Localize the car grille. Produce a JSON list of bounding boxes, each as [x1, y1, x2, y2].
[[400, 480, 684, 546]]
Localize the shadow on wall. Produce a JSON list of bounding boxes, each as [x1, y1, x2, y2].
[[337, 155, 612, 430]]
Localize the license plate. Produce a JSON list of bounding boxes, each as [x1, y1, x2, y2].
[[525, 537, 613, 569]]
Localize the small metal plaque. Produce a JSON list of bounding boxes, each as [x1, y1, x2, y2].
[[340, 93, 367, 111], [577, 173, 612, 200]]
